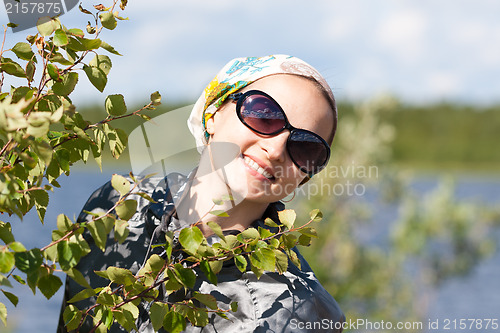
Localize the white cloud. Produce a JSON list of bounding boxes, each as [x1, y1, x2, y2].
[[2, 0, 500, 104], [426, 71, 463, 98], [375, 8, 429, 65]]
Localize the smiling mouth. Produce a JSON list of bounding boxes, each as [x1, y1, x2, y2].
[[243, 156, 275, 180]]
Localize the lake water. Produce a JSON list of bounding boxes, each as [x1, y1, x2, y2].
[[1, 168, 499, 333]]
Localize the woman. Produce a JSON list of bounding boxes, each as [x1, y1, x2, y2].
[[59, 55, 344, 332]]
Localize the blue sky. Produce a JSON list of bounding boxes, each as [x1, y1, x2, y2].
[[2, 0, 500, 106]]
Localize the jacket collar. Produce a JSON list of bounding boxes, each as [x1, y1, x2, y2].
[[146, 169, 285, 232]]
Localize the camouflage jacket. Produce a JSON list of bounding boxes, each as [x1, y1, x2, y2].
[[58, 172, 344, 332]]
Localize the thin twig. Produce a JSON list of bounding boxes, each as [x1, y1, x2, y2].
[[0, 26, 7, 92]]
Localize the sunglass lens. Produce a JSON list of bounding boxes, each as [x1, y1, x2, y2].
[[240, 95, 285, 134], [288, 131, 329, 174]]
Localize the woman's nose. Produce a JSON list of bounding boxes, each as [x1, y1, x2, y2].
[[262, 131, 289, 163]]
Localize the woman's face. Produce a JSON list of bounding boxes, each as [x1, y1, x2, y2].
[[205, 74, 334, 203]]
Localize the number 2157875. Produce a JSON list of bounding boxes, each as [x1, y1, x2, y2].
[[5, 2, 62, 14]]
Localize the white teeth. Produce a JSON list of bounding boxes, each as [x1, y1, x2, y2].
[[244, 157, 274, 179]]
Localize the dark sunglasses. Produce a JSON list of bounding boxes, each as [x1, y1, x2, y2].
[[227, 90, 331, 176]]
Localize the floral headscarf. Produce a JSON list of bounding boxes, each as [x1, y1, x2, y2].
[[187, 55, 335, 152]]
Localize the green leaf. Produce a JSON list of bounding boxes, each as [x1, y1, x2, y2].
[[115, 199, 137, 221], [278, 209, 296, 229], [55, 148, 70, 173], [0, 275, 12, 288], [37, 17, 57, 36], [234, 254, 247, 273], [8, 242, 26, 252], [27, 270, 39, 294], [67, 37, 97, 51], [230, 301, 238, 312], [32, 190, 49, 223], [53, 29, 69, 46], [237, 228, 260, 243], [67, 288, 96, 303], [105, 94, 127, 116], [79, 38, 102, 50], [47, 63, 60, 81], [66, 267, 92, 289], [12, 275, 25, 285], [67, 28, 85, 37], [26, 60, 35, 82], [163, 311, 186, 333], [96, 288, 115, 306], [264, 217, 279, 228], [298, 234, 312, 247], [114, 220, 129, 243], [173, 264, 196, 289], [37, 274, 62, 299], [12, 42, 34, 61], [2, 290, 18, 307], [250, 264, 264, 279], [179, 227, 204, 254], [193, 292, 218, 310], [0, 222, 15, 244], [50, 52, 73, 65], [102, 308, 113, 329], [258, 227, 273, 239], [187, 307, 209, 327], [282, 234, 297, 249], [199, 260, 217, 285], [137, 254, 165, 281], [100, 41, 121, 55], [0, 57, 26, 78], [114, 307, 137, 332], [0, 302, 7, 326], [136, 192, 156, 203], [150, 91, 161, 106], [98, 215, 116, 234], [149, 302, 168, 332], [286, 249, 301, 270], [53, 72, 78, 96], [87, 219, 108, 251], [63, 305, 82, 331], [0, 251, 15, 273], [250, 248, 275, 272], [57, 241, 82, 271], [212, 198, 223, 205], [104, 266, 135, 286], [103, 124, 127, 159], [209, 210, 229, 217], [37, 94, 62, 112], [207, 221, 225, 242], [12, 85, 34, 103], [309, 209, 323, 222], [208, 260, 223, 275], [56, 214, 73, 233], [121, 301, 139, 320], [14, 249, 43, 273], [83, 65, 107, 92], [99, 12, 117, 30], [298, 227, 318, 238], [220, 234, 239, 250], [274, 249, 288, 274], [44, 243, 58, 262], [90, 54, 112, 75], [164, 270, 183, 292]]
